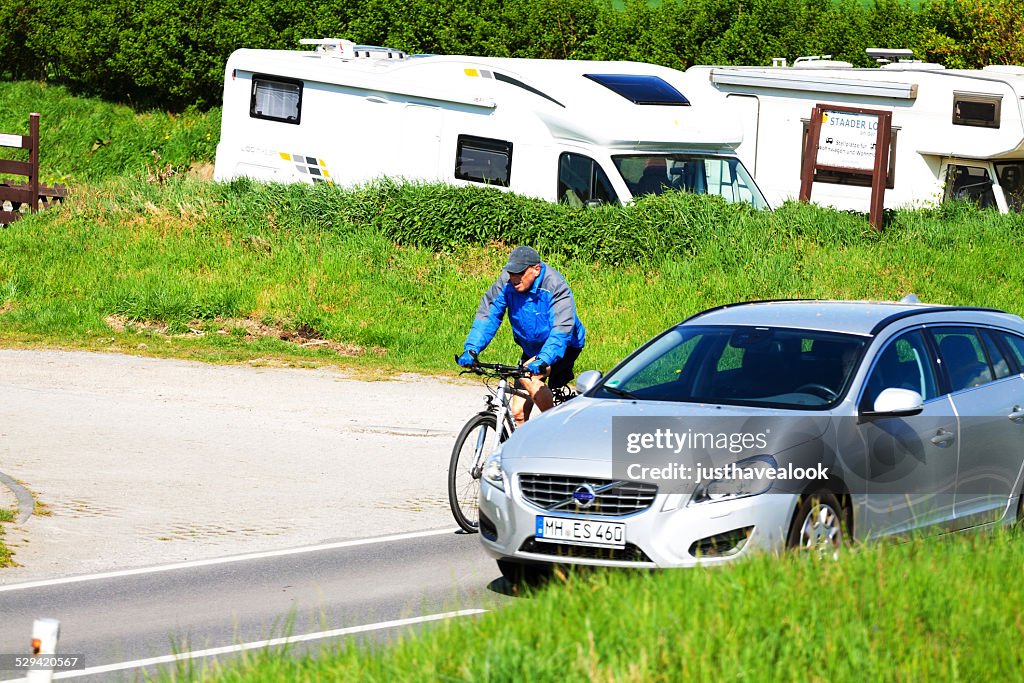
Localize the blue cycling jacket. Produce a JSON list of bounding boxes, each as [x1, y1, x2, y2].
[[464, 264, 586, 366]]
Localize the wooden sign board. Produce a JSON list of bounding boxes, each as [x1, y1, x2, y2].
[[799, 104, 893, 230]]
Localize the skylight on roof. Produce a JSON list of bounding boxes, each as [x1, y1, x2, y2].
[[584, 74, 690, 105]]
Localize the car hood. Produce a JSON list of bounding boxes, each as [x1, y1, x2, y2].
[[500, 396, 830, 467]]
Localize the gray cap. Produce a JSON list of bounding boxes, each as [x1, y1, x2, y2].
[[503, 245, 541, 273]]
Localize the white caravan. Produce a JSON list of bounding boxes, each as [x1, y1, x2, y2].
[[213, 39, 768, 209], [684, 53, 1024, 213]]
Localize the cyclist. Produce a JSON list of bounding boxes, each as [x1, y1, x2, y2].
[[457, 245, 586, 426]]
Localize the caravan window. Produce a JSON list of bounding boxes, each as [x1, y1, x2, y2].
[[952, 93, 1001, 129], [250, 76, 303, 124], [455, 135, 513, 187], [944, 165, 997, 209], [558, 153, 619, 206]]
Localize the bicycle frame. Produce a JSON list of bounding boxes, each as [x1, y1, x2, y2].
[[471, 375, 514, 477]]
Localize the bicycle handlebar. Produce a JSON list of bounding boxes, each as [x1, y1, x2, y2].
[[454, 355, 533, 379]]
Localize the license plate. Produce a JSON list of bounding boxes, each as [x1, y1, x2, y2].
[[535, 516, 626, 549]]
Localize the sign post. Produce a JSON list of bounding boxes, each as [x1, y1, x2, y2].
[[799, 104, 893, 230]]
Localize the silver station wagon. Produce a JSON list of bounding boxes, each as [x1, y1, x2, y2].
[[477, 299, 1024, 580]]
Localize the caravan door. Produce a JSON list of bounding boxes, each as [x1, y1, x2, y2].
[[399, 105, 444, 182]]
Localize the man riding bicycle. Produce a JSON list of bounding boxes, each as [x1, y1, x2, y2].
[[458, 245, 586, 426]]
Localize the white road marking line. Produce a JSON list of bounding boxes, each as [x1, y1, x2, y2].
[[0, 528, 459, 592], [0, 609, 487, 682]]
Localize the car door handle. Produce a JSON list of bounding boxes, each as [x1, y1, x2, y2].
[[930, 429, 955, 447], [1010, 406, 1024, 422]]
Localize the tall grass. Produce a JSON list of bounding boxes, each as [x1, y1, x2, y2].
[[0, 81, 219, 184], [175, 529, 1024, 681]]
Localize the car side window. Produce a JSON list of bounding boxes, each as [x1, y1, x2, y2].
[[863, 330, 938, 408], [931, 327, 993, 392], [979, 329, 1013, 379], [994, 330, 1024, 372]]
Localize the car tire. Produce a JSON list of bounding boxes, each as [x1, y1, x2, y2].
[[497, 559, 551, 587], [786, 489, 847, 557]]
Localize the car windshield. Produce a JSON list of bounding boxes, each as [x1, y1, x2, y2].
[[613, 154, 769, 209], [595, 325, 867, 409]]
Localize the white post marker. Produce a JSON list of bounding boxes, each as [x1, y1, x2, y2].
[[26, 619, 59, 683]]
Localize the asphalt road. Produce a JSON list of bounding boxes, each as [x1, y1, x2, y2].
[[0, 529, 508, 682]]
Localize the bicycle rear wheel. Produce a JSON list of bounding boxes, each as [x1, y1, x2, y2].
[[448, 412, 510, 533]]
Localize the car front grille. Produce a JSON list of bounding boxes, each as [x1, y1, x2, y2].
[[518, 537, 653, 563], [518, 474, 657, 516]]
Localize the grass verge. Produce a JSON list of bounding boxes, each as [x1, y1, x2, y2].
[[171, 529, 1023, 681], [0, 508, 15, 568]]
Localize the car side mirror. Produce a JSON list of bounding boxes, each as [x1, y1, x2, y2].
[[863, 387, 924, 418], [575, 369, 603, 395]]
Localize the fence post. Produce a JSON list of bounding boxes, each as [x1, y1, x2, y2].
[[29, 113, 40, 215]]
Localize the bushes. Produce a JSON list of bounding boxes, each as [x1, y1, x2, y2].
[[0, 0, 1019, 111], [213, 178, 882, 267]]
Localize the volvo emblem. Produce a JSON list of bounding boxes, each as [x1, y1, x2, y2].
[[572, 483, 597, 509]]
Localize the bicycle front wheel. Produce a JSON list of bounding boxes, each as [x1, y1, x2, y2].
[[448, 412, 506, 533]]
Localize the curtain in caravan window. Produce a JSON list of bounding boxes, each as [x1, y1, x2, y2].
[[252, 78, 302, 123]]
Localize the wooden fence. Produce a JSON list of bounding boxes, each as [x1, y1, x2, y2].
[[0, 113, 68, 226]]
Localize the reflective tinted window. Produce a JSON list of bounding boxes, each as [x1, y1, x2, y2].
[[558, 153, 619, 206], [980, 329, 1013, 379], [932, 327, 993, 391], [251, 77, 302, 124], [863, 330, 938, 407], [455, 135, 513, 187], [995, 330, 1024, 371], [584, 74, 690, 105]]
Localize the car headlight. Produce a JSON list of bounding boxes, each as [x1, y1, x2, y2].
[[482, 447, 505, 492], [688, 455, 777, 505]]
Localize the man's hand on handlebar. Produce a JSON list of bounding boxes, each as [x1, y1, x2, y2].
[[457, 350, 478, 367], [525, 357, 548, 377]]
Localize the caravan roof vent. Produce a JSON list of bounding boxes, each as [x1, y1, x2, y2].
[[299, 38, 407, 61], [866, 48, 917, 65], [793, 55, 853, 68]]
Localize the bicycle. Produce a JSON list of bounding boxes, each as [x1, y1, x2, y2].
[[448, 357, 577, 533]]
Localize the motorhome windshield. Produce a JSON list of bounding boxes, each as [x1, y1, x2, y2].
[[614, 154, 769, 209], [995, 161, 1024, 212]]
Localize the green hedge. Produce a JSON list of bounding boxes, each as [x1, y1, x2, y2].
[[214, 177, 1024, 268], [1, 0, 1021, 111]]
